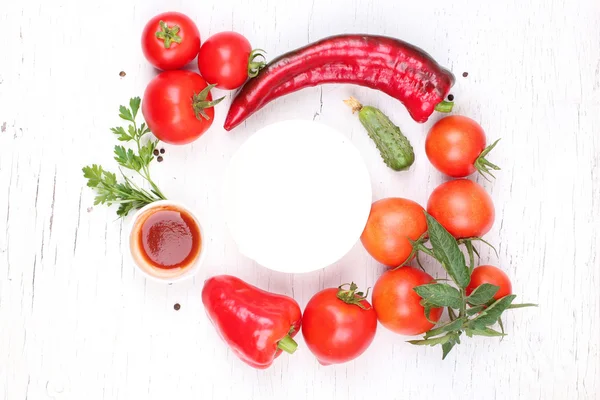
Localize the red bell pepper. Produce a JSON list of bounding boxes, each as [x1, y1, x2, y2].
[[202, 275, 302, 369]]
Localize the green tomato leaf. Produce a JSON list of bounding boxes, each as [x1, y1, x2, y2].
[[425, 213, 470, 288], [467, 283, 500, 305], [129, 97, 141, 119], [466, 304, 486, 316], [424, 318, 465, 339], [469, 294, 517, 328], [507, 303, 538, 309], [414, 283, 463, 309], [465, 327, 506, 337], [441, 333, 461, 359], [408, 333, 453, 346]]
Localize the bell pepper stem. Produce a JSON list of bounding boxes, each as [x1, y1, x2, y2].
[[277, 334, 298, 354], [434, 100, 454, 113]]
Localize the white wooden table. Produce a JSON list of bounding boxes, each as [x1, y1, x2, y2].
[[2, 0, 599, 399]]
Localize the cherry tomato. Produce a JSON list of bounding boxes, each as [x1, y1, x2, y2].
[[360, 198, 427, 267], [427, 179, 495, 239], [142, 70, 220, 145], [372, 267, 442, 335], [141, 12, 201, 71], [302, 284, 377, 365], [425, 116, 484, 178], [466, 265, 512, 300], [198, 32, 264, 90]]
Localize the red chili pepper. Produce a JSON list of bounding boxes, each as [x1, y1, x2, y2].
[[224, 34, 455, 131], [201, 275, 302, 369]]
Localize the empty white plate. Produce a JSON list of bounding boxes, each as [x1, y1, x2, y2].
[[223, 120, 372, 273]]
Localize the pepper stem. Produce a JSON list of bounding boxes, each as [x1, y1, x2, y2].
[[336, 282, 371, 310], [343, 97, 363, 114], [434, 100, 454, 113], [276, 334, 298, 354], [155, 21, 182, 49], [247, 49, 267, 78]]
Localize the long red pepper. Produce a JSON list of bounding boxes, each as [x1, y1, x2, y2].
[[224, 34, 455, 131], [202, 275, 302, 369]]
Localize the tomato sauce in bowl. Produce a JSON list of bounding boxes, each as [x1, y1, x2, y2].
[[130, 201, 204, 282]]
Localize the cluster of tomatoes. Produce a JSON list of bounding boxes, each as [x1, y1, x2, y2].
[[140, 12, 263, 145], [302, 115, 512, 364]]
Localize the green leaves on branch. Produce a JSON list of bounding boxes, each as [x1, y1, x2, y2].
[[414, 284, 463, 309], [82, 97, 167, 217], [467, 284, 499, 305], [407, 212, 536, 360], [425, 213, 470, 288]]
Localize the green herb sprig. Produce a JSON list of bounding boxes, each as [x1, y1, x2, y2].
[[406, 213, 536, 359], [82, 97, 166, 217]]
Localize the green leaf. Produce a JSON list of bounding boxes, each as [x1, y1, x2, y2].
[[119, 105, 134, 122], [469, 294, 517, 328], [82, 165, 104, 188], [425, 213, 470, 288], [466, 304, 486, 316], [424, 318, 465, 339], [414, 283, 463, 309], [113, 145, 129, 166], [111, 126, 131, 141], [129, 97, 141, 119], [507, 303, 538, 309], [467, 284, 500, 305], [139, 140, 157, 165], [441, 332, 461, 359], [128, 125, 138, 140], [103, 170, 117, 186], [465, 327, 506, 337], [408, 333, 453, 346], [114, 146, 142, 171], [441, 341, 455, 359]]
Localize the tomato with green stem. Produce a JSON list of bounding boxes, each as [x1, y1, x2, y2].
[[302, 283, 377, 365], [427, 179, 495, 239], [142, 70, 223, 145], [360, 198, 427, 267], [198, 31, 266, 90], [141, 12, 201, 71], [466, 265, 512, 301], [372, 266, 443, 335], [425, 115, 500, 179]]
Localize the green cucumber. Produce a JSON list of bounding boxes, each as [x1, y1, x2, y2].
[[345, 97, 415, 171]]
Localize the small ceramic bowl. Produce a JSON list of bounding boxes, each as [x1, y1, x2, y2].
[[128, 200, 206, 284]]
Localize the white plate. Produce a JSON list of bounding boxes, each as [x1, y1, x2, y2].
[[223, 120, 372, 273]]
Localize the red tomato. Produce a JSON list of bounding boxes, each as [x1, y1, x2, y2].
[[302, 285, 377, 365], [372, 267, 442, 335], [425, 116, 487, 177], [466, 265, 512, 300], [198, 32, 261, 90], [427, 179, 495, 239], [142, 70, 219, 145], [360, 198, 427, 267], [141, 12, 201, 71]]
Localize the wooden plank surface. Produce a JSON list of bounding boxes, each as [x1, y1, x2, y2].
[[1, 0, 598, 399]]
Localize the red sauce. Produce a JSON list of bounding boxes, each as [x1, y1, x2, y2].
[[138, 207, 201, 269]]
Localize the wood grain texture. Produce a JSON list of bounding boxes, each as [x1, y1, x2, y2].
[[1, 0, 599, 399]]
